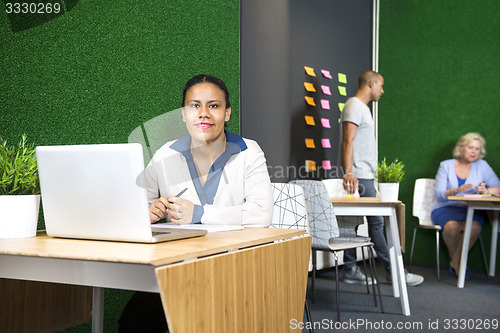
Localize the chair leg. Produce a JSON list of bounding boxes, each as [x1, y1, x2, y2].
[[478, 234, 489, 275], [304, 299, 314, 333], [311, 250, 316, 303], [436, 230, 440, 281], [369, 245, 384, 313], [334, 251, 341, 322], [365, 246, 377, 306], [360, 247, 370, 294], [409, 227, 419, 272]]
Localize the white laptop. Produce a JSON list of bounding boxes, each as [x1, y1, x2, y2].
[[35, 143, 207, 243]]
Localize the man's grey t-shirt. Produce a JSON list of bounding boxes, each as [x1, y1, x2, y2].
[[341, 97, 376, 179]]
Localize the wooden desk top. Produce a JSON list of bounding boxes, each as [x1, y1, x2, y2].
[[331, 197, 402, 205], [449, 195, 500, 203], [0, 228, 305, 267]]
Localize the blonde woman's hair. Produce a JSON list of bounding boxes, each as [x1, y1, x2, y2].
[[452, 132, 486, 160]]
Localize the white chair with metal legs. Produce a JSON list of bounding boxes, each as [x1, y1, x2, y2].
[[290, 180, 383, 322], [409, 178, 489, 280]]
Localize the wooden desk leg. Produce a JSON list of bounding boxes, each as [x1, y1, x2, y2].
[[155, 236, 311, 333], [489, 210, 499, 277], [458, 206, 474, 288], [387, 209, 410, 316], [92, 287, 104, 333]]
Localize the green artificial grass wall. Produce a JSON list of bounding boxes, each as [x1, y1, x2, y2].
[[1, 1, 238, 332], [379, 0, 500, 269]]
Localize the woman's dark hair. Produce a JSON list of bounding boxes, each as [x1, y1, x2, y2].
[[181, 74, 231, 108]]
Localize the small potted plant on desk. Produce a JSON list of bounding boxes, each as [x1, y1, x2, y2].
[[0, 134, 41, 238], [377, 157, 405, 202]]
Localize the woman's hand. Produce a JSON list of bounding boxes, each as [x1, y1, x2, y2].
[[343, 174, 359, 195], [457, 183, 473, 193], [476, 182, 488, 194], [149, 197, 169, 223], [166, 196, 195, 224]]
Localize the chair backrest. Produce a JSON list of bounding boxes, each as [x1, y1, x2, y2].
[[270, 183, 309, 233], [413, 178, 436, 226], [290, 180, 339, 251]]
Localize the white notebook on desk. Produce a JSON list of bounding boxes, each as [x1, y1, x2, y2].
[[153, 223, 244, 233]]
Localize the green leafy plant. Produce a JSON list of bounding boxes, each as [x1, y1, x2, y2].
[[0, 134, 40, 195], [377, 157, 405, 183]]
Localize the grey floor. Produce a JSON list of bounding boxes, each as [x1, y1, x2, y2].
[[303, 263, 500, 333]]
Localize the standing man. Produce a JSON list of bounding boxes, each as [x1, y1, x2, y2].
[[341, 70, 423, 286]]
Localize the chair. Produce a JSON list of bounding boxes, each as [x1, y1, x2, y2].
[[290, 180, 383, 322], [409, 178, 489, 280], [270, 183, 313, 332]]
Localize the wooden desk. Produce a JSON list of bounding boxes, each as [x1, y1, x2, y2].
[[0, 228, 311, 333], [448, 196, 500, 288], [330, 197, 410, 316]]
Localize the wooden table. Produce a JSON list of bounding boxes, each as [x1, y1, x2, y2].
[[330, 197, 410, 316], [448, 196, 500, 288], [0, 228, 311, 333]]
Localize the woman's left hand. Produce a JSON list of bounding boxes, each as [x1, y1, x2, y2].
[[476, 182, 488, 194], [166, 196, 195, 224]]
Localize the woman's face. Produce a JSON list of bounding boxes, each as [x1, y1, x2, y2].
[[182, 82, 231, 146], [461, 139, 481, 163]]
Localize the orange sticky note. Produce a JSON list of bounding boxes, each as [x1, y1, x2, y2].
[[305, 138, 315, 149], [305, 115, 315, 126], [304, 66, 316, 77], [304, 96, 315, 106], [338, 102, 345, 111], [306, 160, 317, 171], [304, 82, 316, 92], [338, 86, 347, 96]]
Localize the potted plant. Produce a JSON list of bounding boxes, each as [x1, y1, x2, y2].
[[376, 157, 405, 202], [0, 134, 41, 238]]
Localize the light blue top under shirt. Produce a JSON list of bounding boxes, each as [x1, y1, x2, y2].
[[169, 130, 248, 223]]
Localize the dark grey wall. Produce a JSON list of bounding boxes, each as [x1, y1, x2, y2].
[[240, 0, 373, 182]]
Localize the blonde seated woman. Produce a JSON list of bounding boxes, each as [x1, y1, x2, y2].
[[431, 132, 500, 280]]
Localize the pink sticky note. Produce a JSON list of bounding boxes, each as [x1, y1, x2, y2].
[[320, 99, 330, 110], [322, 160, 332, 170], [321, 69, 333, 79], [320, 118, 331, 128], [321, 85, 332, 95], [321, 138, 331, 148]]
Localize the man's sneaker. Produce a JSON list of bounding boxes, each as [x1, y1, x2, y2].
[[342, 266, 376, 285], [386, 270, 424, 286]]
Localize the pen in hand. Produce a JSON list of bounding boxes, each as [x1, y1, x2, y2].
[[175, 188, 188, 197]]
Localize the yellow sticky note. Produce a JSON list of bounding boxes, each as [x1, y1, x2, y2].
[[338, 73, 347, 84], [304, 66, 316, 77], [304, 96, 316, 106], [305, 138, 315, 149], [306, 160, 317, 171], [304, 82, 316, 92], [305, 115, 315, 126], [338, 86, 347, 96], [338, 102, 345, 111]]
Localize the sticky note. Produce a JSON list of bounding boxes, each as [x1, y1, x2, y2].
[[322, 160, 332, 170], [320, 99, 330, 110], [321, 138, 331, 148], [321, 69, 333, 79], [305, 115, 315, 126], [338, 73, 347, 84], [338, 102, 345, 111], [304, 66, 316, 77], [304, 82, 316, 92], [304, 96, 315, 106], [338, 86, 347, 96], [305, 138, 315, 149], [321, 85, 331, 95], [320, 118, 331, 128], [306, 160, 317, 171]]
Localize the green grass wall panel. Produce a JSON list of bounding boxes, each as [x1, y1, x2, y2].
[[379, 0, 500, 268]]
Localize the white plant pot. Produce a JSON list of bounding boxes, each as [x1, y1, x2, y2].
[[0, 195, 40, 238], [378, 183, 400, 202]]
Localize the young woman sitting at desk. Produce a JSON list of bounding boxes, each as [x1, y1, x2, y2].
[[431, 132, 500, 280], [119, 74, 273, 332]]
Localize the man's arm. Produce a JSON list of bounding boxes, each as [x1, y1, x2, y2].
[[342, 121, 359, 194]]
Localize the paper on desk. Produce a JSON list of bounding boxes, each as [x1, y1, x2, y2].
[[153, 223, 244, 232]]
